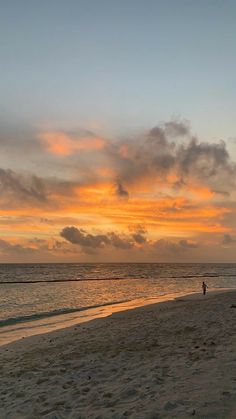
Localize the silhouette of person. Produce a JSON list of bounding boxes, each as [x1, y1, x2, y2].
[[202, 281, 208, 295]]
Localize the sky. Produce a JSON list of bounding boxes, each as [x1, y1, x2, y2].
[[0, 0, 236, 262]]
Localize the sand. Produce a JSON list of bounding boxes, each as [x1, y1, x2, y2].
[[1, 290, 236, 418]]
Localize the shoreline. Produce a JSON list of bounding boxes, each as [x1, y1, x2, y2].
[[0, 288, 234, 348], [1, 289, 236, 417]]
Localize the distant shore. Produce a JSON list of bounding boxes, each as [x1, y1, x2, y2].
[[1, 290, 236, 418]]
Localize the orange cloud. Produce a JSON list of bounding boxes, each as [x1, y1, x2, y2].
[[39, 131, 106, 156], [0, 171, 232, 244], [178, 183, 214, 200]]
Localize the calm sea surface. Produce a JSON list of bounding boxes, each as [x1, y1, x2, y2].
[[0, 263, 236, 326]]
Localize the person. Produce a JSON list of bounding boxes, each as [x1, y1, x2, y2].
[[202, 281, 208, 295]]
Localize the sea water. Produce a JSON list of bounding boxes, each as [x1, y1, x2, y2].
[[0, 263, 235, 345]]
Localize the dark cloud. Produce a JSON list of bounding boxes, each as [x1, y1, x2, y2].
[[0, 167, 79, 208], [177, 139, 236, 193], [132, 233, 147, 244], [178, 139, 231, 177], [60, 227, 110, 248], [60, 225, 198, 255], [60, 226, 134, 250], [131, 224, 147, 244], [106, 121, 236, 195], [0, 239, 36, 255], [105, 121, 176, 187], [115, 180, 129, 198], [106, 123, 177, 186], [178, 239, 198, 249], [222, 234, 236, 245], [0, 168, 47, 203], [153, 238, 198, 254], [148, 126, 167, 147], [108, 232, 132, 249], [164, 120, 190, 137], [135, 225, 147, 234], [152, 153, 175, 171]]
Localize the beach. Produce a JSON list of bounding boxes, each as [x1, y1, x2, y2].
[[1, 290, 236, 418]]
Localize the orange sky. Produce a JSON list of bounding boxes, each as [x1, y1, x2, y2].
[[0, 121, 236, 262]]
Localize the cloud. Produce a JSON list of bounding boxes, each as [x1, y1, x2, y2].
[[131, 224, 147, 244], [105, 121, 178, 188], [148, 125, 168, 147], [0, 168, 47, 204], [39, 130, 106, 156], [60, 226, 110, 248], [108, 232, 132, 249], [178, 239, 198, 249], [153, 238, 198, 254], [177, 140, 236, 196], [106, 124, 176, 188], [27, 237, 71, 252], [60, 225, 198, 256], [115, 180, 129, 198], [100, 120, 236, 197], [60, 226, 134, 250], [222, 234, 236, 245], [164, 120, 190, 137], [178, 139, 234, 177], [132, 233, 147, 244], [0, 239, 36, 255], [0, 118, 235, 262], [2, 119, 236, 199], [0, 237, 79, 262], [0, 167, 81, 209]]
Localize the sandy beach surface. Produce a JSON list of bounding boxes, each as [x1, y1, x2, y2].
[[1, 290, 236, 418]]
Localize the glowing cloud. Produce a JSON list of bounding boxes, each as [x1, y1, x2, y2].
[[39, 131, 106, 156], [1, 119, 236, 261]]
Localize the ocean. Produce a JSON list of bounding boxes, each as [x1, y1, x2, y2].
[[0, 263, 236, 345]]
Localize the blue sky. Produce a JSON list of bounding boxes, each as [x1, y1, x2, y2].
[[1, 0, 236, 141]]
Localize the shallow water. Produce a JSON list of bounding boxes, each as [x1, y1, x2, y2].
[[0, 263, 236, 322]]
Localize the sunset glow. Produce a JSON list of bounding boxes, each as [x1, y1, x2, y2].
[[0, 120, 236, 262], [1, 1, 236, 262]]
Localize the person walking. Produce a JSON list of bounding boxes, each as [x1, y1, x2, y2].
[[202, 281, 208, 295]]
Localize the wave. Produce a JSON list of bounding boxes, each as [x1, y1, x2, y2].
[[0, 299, 130, 328], [0, 272, 235, 285], [0, 277, 129, 284]]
